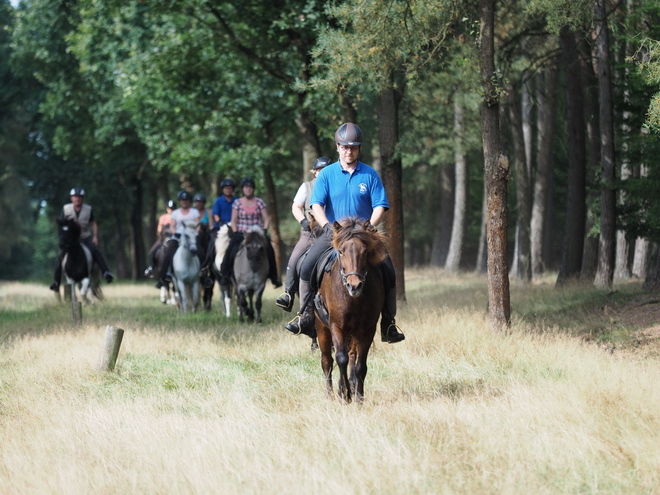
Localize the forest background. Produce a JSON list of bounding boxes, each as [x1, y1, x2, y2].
[[2, 0, 660, 306]]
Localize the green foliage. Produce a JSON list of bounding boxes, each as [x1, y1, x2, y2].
[[312, 0, 462, 92]]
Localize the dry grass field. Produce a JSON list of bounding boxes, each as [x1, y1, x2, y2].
[[1, 271, 660, 494]]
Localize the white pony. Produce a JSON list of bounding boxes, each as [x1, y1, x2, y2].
[[172, 221, 200, 313], [212, 223, 233, 317]]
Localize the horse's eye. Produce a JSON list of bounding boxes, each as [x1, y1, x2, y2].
[[338, 251, 343, 257]]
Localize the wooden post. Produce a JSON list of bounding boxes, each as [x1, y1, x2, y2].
[[98, 326, 124, 372], [70, 284, 82, 326]]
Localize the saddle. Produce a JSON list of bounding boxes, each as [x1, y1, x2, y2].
[[302, 247, 335, 328]]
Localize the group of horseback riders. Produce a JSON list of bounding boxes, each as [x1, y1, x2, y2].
[[49, 123, 404, 345]]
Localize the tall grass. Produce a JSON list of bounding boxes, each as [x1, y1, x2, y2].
[[0, 273, 659, 494]]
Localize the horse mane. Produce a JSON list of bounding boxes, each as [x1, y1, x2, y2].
[[332, 217, 388, 266], [244, 225, 267, 246]]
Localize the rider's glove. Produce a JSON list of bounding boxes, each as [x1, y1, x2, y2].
[[300, 218, 311, 232], [323, 222, 334, 237]]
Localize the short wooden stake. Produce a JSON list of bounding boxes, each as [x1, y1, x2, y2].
[[71, 301, 82, 326], [98, 325, 124, 372]]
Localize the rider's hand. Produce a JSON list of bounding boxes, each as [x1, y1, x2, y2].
[[323, 222, 334, 237], [300, 218, 310, 232]]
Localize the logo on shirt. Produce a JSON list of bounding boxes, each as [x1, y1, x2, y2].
[[359, 183, 368, 194]]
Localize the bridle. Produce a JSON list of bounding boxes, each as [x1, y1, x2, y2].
[[338, 252, 368, 289]]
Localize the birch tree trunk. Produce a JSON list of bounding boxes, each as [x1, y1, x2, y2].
[[445, 95, 467, 272], [507, 85, 532, 282], [430, 164, 454, 267]]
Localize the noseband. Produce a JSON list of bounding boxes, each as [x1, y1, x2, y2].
[[339, 254, 368, 289]]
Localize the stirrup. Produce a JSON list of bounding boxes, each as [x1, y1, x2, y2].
[[275, 291, 293, 312], [382, 322, 405, 344], [285, 313, 304, 335]]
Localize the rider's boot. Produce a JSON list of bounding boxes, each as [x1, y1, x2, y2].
[[276, 291, 294, 312], [284, 280, 315, 338], [381, 286, 405, 344], [49, 281, 60, 292], [103, 271, 114, 283]]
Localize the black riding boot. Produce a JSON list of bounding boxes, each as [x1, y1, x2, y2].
[[381, 287, 405, 344], [284, 280, 315, 338]]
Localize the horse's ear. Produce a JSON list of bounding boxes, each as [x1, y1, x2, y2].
[[333, 221, 342, 231], [364, 220, 376, 232]]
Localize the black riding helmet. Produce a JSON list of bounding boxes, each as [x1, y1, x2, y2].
[[241, 177, 255, 188], [312, 156, 332, 170], [193, 193, 206, 203], [70, 187, 85, 196], [335, 123, 362, 146], [220, 178, 236, 189], [166, 200, 176, 209], [177, 190, 192, 201]]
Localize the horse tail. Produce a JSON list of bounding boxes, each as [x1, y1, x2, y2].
[[92, 284, 104, 301]]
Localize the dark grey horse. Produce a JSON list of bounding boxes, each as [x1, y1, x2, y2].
[[232, 226, 269, 323]]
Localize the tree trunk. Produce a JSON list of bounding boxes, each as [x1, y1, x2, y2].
[[507, 84, 532, 282], [530, 68, 558, 276], [129, 175, 146, 280], [379, 81, 406, 301], [475, 182, 488, 274], [479, 0, 510, 330], [580, 32, 601, 281], [644, 243, 660, 291], [340, 91, 358, 126], [295, 98, 322, 177], [430, 163, 454, 267], [632, 238, 649, 279], [593, 0, 617, 290], [264, 165, 284, 279], [557, 27, 587, 286], [445, 95, 467, 272]]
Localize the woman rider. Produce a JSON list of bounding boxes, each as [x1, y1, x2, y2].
[[218, 177, 281, 288]]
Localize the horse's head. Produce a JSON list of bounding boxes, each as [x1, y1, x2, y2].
[[243, 226, 268, 272], [57, 218, 81, 249], [215, 223, 232, 258], [332, 217, 388, 298], [180, 221, 199, 255]]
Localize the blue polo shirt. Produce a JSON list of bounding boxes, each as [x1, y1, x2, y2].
[[310, 160, 389, 223], [211, 195, 236, 228]]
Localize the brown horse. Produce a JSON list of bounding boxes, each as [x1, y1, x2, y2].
[[316, 217, 388, 403]]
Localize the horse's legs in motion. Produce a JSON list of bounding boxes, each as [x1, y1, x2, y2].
[[318, 323, 334, 397], [246, 290, 255, 322], [237, 288, 246, 322], [334, 329, 352, 403], [221, 282, 232, 318], [350, 341, 371, 403], [254, 286, 265, 323]]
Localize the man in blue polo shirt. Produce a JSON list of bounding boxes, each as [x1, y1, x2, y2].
[[284, 123, 405, 344], [200, 178, 237, 287]]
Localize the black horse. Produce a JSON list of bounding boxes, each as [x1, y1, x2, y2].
[[55, 218, 103, 303]]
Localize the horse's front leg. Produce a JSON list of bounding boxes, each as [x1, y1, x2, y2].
[[318, 323, 334, 397], [80, 277, 92, 304], [191, 280, 200, 312], [237, 289, 246, 322], [333, 328, 351, 404], [350, 342, 371, 404], [222, 284, 232, 318], [246, 290, 255, 322], [255, 287, 264, 323]]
